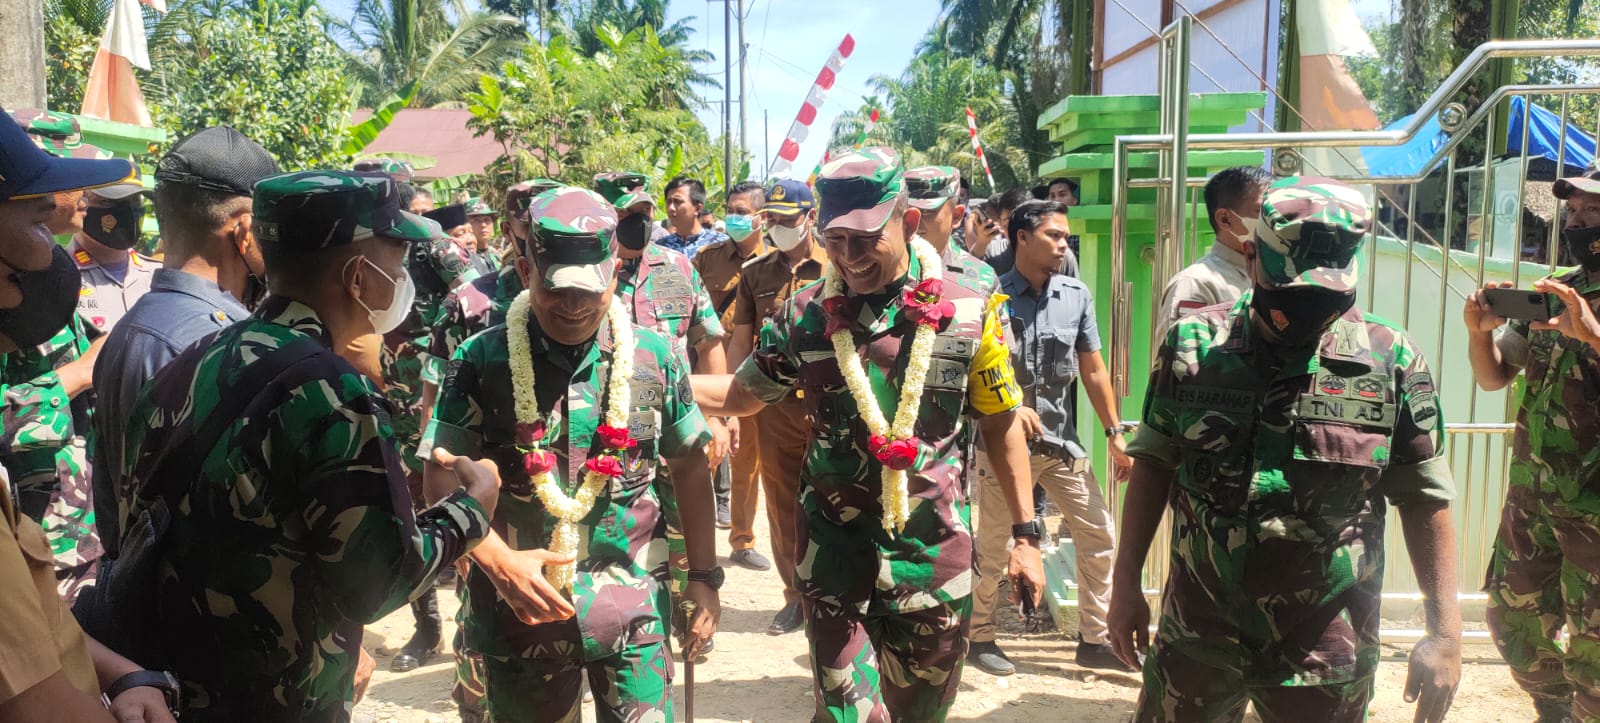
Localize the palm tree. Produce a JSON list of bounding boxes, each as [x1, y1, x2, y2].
[[345, 0, 525, 108]]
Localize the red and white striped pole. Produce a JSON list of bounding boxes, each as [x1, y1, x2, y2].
[[770, 34, 856, 178], [853, 106, 880, 150], [965, 106, 996, 190]]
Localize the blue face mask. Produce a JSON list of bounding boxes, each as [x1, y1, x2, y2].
[[725, 214, 756, 241]]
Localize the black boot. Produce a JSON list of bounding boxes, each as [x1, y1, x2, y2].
[[391, 588, 443, 672]]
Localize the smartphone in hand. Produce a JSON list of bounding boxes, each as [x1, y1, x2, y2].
[[1483, 287, 1557, 322]]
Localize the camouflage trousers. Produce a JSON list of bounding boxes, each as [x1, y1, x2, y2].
[[481, 638, 672, 722], [1133, 641, 1374, 723], [805, 596, 971, 723], [454, 564, 487, 722], [1485, 481, 1600, 719]]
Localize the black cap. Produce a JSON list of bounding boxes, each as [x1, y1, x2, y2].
[[424, 204, 468, 231], [155, 126, 279, 197]]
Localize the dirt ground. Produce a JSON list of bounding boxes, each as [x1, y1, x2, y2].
[[354, 509, 1537, 722]]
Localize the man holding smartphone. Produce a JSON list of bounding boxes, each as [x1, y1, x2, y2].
[[1467, 163, 1600, 722]]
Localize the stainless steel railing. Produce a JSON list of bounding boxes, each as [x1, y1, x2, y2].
[[1110, 21, 1600, 602]]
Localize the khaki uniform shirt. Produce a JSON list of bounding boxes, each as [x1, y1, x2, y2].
[[0, 452, 95, 703], [71, 239, 157, 334], [730, 242, 831, 341], [693, 236, 770, 330], [1155, 242, 1251, 342]]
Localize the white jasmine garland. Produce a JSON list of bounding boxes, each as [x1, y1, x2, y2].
[[506, 290, 635, 590], [821, 235, 943, 532]]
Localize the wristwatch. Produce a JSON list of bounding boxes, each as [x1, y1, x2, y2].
[[1105, 423, 1135, 438], [1011, 519, 1044, 541], [102, 670, 181, 715], [687, 566, 726, 591]]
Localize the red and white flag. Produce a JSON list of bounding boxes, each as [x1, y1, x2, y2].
[[770, 34, 855, 178], [965, 107, 996, 190], [81, 0, 164, 127]]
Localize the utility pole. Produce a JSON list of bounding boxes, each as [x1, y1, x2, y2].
[[737, 0, 748, 182], [0, 0, 46, 110], [722, 0, 733, 189], [763, 110, 769, 180]]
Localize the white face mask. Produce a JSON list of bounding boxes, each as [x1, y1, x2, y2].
[[768, 221, 809, 251], [349, 256, 415, 334], [1240, 214, 1262, 241]]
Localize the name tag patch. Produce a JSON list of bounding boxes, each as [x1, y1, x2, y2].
[[1173, 386, 1256, 414], [1296, 395, 1396, 428]]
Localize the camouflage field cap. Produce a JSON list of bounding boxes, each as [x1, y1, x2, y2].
[[505, 178, 564, 220], [528, 187, 619, 292], [816, 146, 904, 232], [763, 178, 814, 217], [466, 196, 495, 217], [352, 157, 414, 184], [1553, 162, 1600, 199], [904, 165, 961, 211], [1253, 176, 1370, 293], [252, 171, 436, 250], [593, 171, 653, 211], [7, 109, 108, 160], [0, 111, 133, 201]]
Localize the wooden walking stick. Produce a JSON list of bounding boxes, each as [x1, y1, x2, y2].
[[680, 599, 698, 722]]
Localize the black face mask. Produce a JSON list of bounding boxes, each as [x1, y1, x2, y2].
[[616, 213, 652, 251], [1565, 225, 1600, 271], [1251, 284, 1356, 348], [0, 245, 82, 349], [82, 202, 143, 250]]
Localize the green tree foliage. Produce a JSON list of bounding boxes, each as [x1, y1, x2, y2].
[[466, 25, 727, 210], [826, 43, 1029, 195], [345, 0, 526, 108], [43, 0, 106, 113], [147, 2, 351, 170], [1349, 0, 1598, 131], [545, 0, 715, 109]]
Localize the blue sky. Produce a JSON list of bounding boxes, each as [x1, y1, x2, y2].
[[664, 0, 943, 178], [318, 0, 944, 180]]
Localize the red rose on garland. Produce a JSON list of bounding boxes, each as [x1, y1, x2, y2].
[[522, 450, 557, 476], [871, 436, 920, 471], [585, 455, 625, 478], [823, 296, 859, 337], [902, 278, 955, 329], [596, 424, 637, 450]]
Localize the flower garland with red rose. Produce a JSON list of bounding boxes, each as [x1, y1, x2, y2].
[[821, 235, 947, 532], [506, 290, 635, 590]]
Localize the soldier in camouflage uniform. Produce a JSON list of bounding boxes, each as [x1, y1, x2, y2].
[[353, 157, 415, 184], [421, 187, 721, 722], [0, 316, 102, 603], [381, 177, 481, 673], [692, 148, 1047, 721], [1468, 164, 1600, 721], [1110, 177, 1461, 723], [466, 196, 505, 270], [116, 170, 498, 722], [419, 179, 553, 722], [904, 165, 999, 295], [596, 170, 731, 652], [1, 109, 115, 604]]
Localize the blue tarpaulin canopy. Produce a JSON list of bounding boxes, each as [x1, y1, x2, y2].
[[1360, 97, 1596, 177]]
